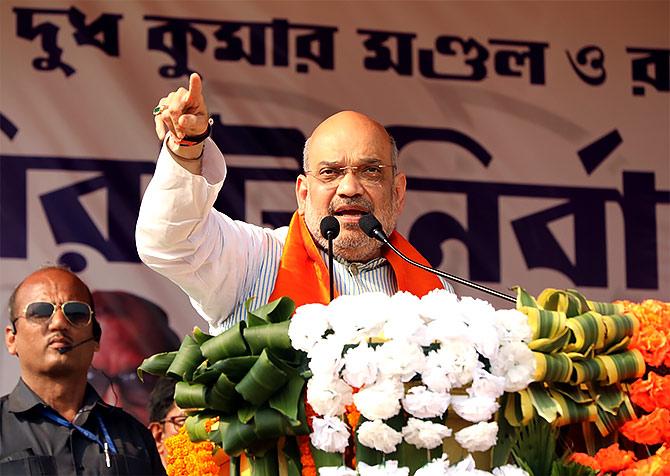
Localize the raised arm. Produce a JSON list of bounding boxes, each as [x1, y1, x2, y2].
[[137, 74, 277, 330]]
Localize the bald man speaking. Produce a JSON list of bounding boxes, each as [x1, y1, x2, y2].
[[136, 74, 452, 334]]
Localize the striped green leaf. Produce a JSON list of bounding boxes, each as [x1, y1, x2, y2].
[[167, 335, 204, 382]]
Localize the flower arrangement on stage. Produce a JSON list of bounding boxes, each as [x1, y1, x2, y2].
[[287, 289, 535, 474], [566, 299, 670, 475], [139, 288, 659, 475]]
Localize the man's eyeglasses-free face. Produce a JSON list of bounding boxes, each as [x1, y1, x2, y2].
[[304, 164, 395, 188], [14, 301, 94, 328]]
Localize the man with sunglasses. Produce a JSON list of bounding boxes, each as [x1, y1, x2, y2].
[[1, 266, 166, 475], [137, 73, 451, 334]]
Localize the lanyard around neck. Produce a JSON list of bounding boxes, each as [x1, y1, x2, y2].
[[41, 406, 118, 455]]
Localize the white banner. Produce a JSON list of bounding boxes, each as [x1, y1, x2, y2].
[[1, 1, 668, 417]]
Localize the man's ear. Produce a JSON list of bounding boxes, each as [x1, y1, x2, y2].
[[393, 172, 407, 214], [149, 422, 166, 454], [5, 325, 17, 356], [295, 174, 308, 215]]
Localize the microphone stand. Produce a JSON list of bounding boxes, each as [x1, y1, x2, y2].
[[383, 239, 516, 303], [359, 214, 515, 303], [327, 235, 335, 302]]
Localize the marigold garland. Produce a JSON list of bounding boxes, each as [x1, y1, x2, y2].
[[568, 452, 600, 471], [618, 444, 670, 476], [165, 425, 226, 476], [617, 300, 670, 368], [620, 407, 670, 446], [629, 371, 670, 412], [569, 443, 637, 474], [298, 400, 317, 476], [594, 443, 637, 473]]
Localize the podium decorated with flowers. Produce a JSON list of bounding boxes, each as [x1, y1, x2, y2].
[[139, 289, 669, 475]]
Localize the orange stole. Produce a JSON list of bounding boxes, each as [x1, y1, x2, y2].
[[269, 211, 443, 305]]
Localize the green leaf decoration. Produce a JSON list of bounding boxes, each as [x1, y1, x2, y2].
[[192, 326, 213, 345], [200, 322, 249, 363], [185, 412, 218, 442], [254, 408, 295, 440], [551, 460, 598, 476], [237, 404, 256, 424], [235, 350, 289, 406], [244, 320, 292, 355], [514, 286, 539, 308], [247, 296, 296, 324], [222, 418, 260, 456], [208, 373, 239, 413], [269, 375, 306, 425], [510, 287, 645, 436], [174, 381, 209, 408], [167, 335, 204, 381], [511, 415, 558, 476], [310, 442, 345, 469], [218, 356, 260, 382], [137, 351, 177, 381]]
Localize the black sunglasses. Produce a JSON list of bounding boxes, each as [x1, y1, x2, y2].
[[15, 301, 94, 328]]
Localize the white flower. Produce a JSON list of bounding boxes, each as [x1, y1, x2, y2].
[[353, 379, 404, 420], [490, 342, 536, 392], [384, 292, 429, 345], [450, 395, 499, 423], [376, 339, 426, 382], [402, 385, 450, 419], [415, 454, 450, 476], [358, 461, 409, 476], [357, 420, 402, 454], [328, 293, 390, 343], [307, 376, 353, 417], [454, 421, 498, 452], [492, 465, 530, 476], [319, 467, 357, 476], [459, 297, 496, 322], [402, 417, 452, 449], [342, 343, 378, 388], [419, 289, 461, 323], [445, 454, 492, 475], [310, 416, 350, 453], [422, 342, 482, 392], [288, 303, 330, 353], [468, 369, 506, 400], [307, 333, 346, 379], [494, 309, 533, 344]]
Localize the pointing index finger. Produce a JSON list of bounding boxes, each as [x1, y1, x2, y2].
[[187, 73, 202, 102]]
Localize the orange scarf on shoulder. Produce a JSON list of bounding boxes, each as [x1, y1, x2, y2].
[[269, 212, 443, 307]]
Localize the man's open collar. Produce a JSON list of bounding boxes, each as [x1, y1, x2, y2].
[[7, 377, 110, 415]]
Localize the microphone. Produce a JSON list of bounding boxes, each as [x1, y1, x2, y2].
[[57, 337, 96, 354], [320, 216, 340, 302], [359, 214, 515, 303]]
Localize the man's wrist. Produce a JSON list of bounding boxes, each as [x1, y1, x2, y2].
[[167, 134, 205, 160]]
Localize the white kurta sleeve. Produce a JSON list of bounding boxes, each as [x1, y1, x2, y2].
[[136, 137, 277, 329]]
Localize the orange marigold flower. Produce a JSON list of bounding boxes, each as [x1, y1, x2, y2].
[[621, 408, 670, 446], [569, 452, 600, 471], [618, 300, 670, 368], [618, 444, 670, 476], [630, 372, 670, 412], [165, 426, 224, 476], [594, 443, 636, 472], [345, 403, 360, 430]]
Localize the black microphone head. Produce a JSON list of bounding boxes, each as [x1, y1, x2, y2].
[[359, 213, 383, 238], [57, 347, 70, 354], [320, 215, 340, 240]]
